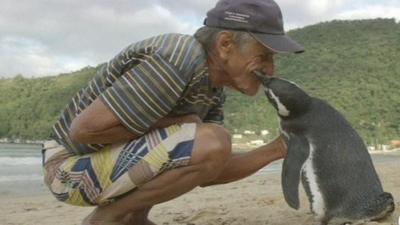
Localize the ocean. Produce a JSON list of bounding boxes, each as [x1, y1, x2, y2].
[[0, 143, 47, 197]]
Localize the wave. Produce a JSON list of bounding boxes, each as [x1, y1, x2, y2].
[[0, 174, 43, 182], [0, 156, 42, 166]]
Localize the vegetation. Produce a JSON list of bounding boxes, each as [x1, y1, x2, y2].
[[1, 19, 399, 145], [0, 67, 96, 139]]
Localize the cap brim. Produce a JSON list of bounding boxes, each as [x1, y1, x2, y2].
[[251, 33, 304, 54]]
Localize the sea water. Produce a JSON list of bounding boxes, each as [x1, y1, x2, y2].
[[0, 143, 47, 197]]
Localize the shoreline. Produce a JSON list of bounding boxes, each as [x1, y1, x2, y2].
[[0, 141, 43, 145], [1, 151, 399, 198]]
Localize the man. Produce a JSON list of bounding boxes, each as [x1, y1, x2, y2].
[[42, 0, 304, 224]]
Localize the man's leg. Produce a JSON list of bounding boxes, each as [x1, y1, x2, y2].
[[120, 134, 287, 224], [82, 123, 232, 225], [129, 136, 287, 224]]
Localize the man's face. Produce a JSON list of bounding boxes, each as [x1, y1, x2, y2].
[[223, 39, 275, 96]]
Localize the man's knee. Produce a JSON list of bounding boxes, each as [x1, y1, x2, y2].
[[190, 123, 231, 179]]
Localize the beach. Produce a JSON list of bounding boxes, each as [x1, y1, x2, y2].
[[0, 145, 399, 225]]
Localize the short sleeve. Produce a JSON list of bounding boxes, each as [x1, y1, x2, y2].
[[203, 94, 225, 125], [99, 53, 190, 135]]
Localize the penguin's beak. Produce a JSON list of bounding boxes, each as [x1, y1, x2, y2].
[[253, 71, 272, 86]]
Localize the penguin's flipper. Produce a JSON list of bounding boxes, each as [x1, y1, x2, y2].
[[281, 133, 310, 209]]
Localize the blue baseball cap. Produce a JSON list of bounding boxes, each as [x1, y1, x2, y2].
[[204, 0, 304, 53]]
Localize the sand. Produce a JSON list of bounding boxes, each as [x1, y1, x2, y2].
[[1, 152, 399, 225]]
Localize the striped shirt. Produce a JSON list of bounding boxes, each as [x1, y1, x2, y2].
[[50, 33, 225, 155]]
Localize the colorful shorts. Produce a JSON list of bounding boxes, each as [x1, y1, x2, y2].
[[42, 123, 196, 206]]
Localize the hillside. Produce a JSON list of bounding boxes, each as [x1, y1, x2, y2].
[[0, 19, 399, 144], [0, 67, 96, 139]]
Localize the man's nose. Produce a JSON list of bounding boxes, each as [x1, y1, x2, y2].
[[261, 62, 274, 76]]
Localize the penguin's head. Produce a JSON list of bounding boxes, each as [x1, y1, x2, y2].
[[254, 72, 312, 118]]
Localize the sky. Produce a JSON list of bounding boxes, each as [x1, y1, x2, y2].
[[0, 0, 399, 78]]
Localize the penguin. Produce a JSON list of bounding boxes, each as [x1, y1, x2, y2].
[[255, 73, 395, 225]]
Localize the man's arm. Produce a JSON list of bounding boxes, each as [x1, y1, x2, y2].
[[201, 135, 287, 187], [69, 98, 201, 144]]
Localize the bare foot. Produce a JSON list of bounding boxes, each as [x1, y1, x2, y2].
[[82, 208, 125, 225], [82, 216, 119, 225], [123, 216, 158, 225], [144, 219, 157, 225], [122, 212, 158, 225], [121, 207, 157, 225]]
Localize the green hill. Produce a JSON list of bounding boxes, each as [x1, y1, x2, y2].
[[0, 67, 96, 139], [1, 19, 399, 145]]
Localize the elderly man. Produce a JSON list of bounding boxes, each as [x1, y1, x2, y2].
[[41, 0, 304, 224]]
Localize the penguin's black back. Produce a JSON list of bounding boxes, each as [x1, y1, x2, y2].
[[259, 76, 394, 222], [282, 96, 388, 220]]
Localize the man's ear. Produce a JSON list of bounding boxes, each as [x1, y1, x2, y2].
[[215, 31, 235, 61]]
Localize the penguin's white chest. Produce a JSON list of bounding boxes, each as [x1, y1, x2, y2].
[[302, 142, 326, 219]]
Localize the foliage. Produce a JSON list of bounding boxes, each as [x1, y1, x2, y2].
[[0, 19, 399, 144], [0, 67, 96, 139]]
